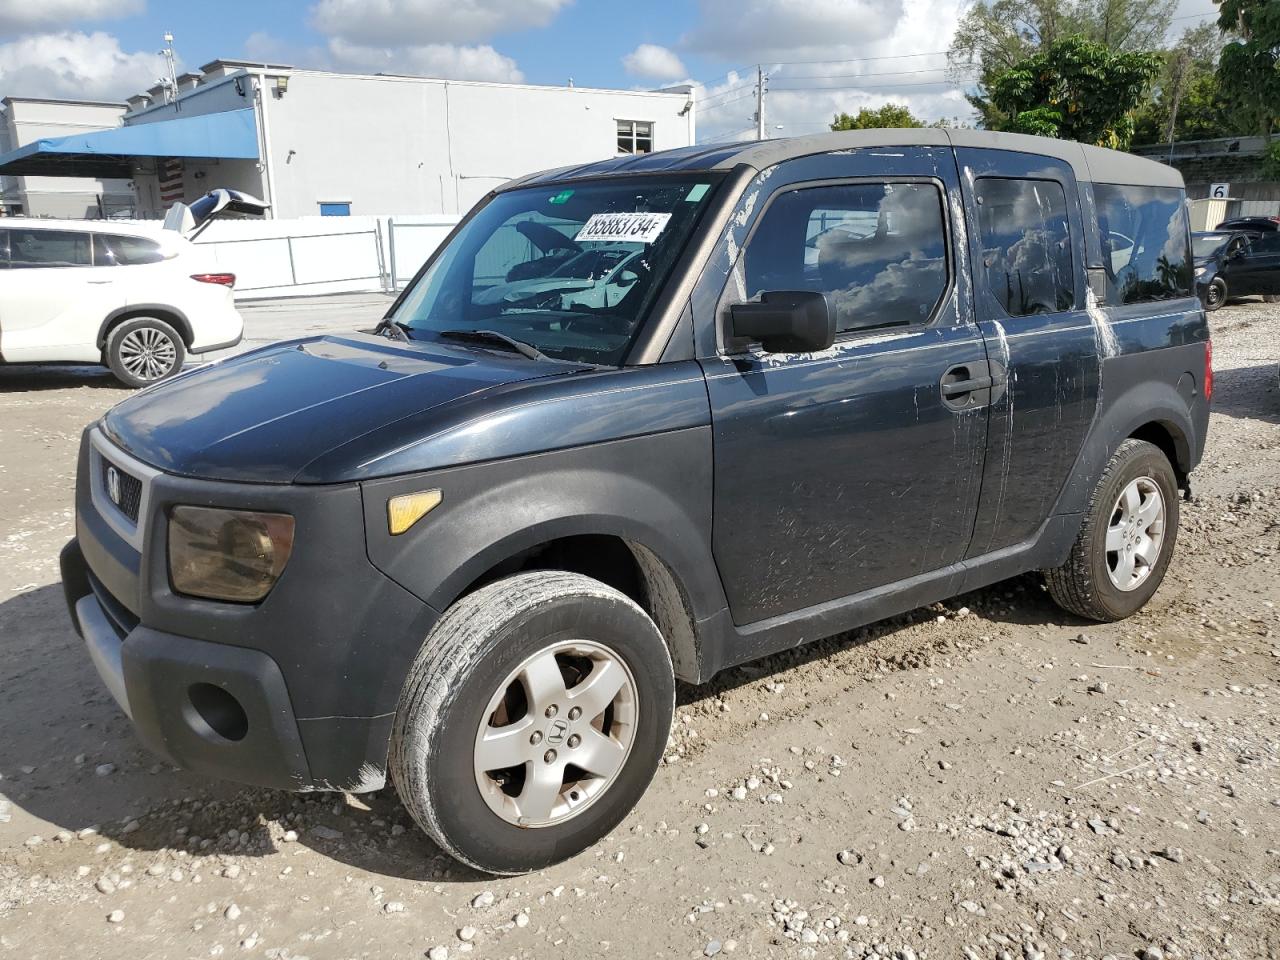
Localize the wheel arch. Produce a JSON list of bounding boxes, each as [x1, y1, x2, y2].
[[98, 304, 193, 351]]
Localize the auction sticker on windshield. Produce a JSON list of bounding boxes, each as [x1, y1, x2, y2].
[[575, 212, 672, 244]]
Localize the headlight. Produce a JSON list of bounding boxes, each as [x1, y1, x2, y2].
[[169, 506, 295, 603], [1195, 265, 1208, 278]]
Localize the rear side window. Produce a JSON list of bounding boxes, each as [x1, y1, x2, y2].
[[1251, 233, 1280, 253], [1093, 184, 1192, 304], [740, 181, 950, 333], [974, 178, 1075, 316], [93, 233, 166, 266], [9, 229, 91, 268]]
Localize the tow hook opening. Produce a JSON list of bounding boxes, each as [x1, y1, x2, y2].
[[185, 683, 249, 742]]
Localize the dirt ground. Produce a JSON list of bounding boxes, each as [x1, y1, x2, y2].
[[0, 296, 1277, 960]]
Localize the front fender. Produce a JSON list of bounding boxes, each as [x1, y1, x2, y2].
[[359, 426, 728, 630]]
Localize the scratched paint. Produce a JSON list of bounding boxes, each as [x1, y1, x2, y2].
[[1086, 287, 1119, 360]]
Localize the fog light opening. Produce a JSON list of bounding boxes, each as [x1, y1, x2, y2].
[[186, 683, 249, 742]]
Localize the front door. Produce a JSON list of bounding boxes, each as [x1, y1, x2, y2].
[[1223, 232, 1280, 296], [696, 147, 990, 626]]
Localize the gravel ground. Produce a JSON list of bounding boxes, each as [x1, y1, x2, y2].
[[0, 296, 1277, 960]]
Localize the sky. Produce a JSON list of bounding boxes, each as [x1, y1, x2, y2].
[[0, 0, 1224, 143]]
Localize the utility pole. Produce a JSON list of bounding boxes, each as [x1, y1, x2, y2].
[[754, 65, 768, 140]]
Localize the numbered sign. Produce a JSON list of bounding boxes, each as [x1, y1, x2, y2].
[[1209, 183, 1230, 200]]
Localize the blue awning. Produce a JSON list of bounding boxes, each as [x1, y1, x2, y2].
[[0, 108, 259, 178]]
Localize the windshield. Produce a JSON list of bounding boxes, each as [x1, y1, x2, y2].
[[1192, 233, 1231, 258], [392, 175, 723, 364]]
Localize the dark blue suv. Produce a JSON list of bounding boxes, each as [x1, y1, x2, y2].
[[61, 129, 1211, 874]]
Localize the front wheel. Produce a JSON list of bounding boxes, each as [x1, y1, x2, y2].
[[1044, 439, 1179, 622], [105, 317, 186, 388], [389, 571, 675, 875]]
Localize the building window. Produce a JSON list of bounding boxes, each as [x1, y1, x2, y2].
[[319, 201, 351, 217], [974, 177, 1075, 317], [616, 120, 653, 155]]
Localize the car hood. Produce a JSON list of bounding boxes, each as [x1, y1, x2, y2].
[[101, 333, 583, 483]]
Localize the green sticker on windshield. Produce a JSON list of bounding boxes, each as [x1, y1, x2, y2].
[[549, 189, 575, 205], [685, 183, 710, 202]]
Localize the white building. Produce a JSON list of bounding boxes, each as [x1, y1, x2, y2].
[[0, 60, 696, 220], [0, 97, 134, 217]]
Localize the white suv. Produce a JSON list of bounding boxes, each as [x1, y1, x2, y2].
[[0, 189, 266, 388]]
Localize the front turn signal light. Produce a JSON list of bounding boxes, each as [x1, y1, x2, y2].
[[388, 489, 442, 535]]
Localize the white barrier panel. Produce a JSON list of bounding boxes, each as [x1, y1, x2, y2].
[[387, 217, 459, 288]]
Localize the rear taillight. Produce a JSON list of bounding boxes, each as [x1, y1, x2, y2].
[[191, 273, 236, 287], [1204, 340, 1213, 402]]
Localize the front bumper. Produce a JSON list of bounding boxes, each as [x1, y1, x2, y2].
[[61, 426, 440, 793]]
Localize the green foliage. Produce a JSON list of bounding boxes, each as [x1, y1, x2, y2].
[[830, 104, 924, 130], [949, 0, 1177, 127], [1264, 140, 1280, 179], [987, 34, 1161, 147], [1130, 24, 1232, 146], [1215, 0, 1280, 137]]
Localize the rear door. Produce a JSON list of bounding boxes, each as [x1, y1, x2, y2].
[[695, 146, 991, 626], [954, 149, 1100, 556], [0, 228, 119, 362]]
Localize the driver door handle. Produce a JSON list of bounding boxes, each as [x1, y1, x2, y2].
[[941, 375, 993, 397]]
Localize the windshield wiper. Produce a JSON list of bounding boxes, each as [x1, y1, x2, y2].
[[438, 329, 551, 362], [373, 317, 412, 343]]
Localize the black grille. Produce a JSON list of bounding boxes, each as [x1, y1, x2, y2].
[[101, 458, 143, 523]]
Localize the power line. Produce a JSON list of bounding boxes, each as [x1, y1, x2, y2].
[[769, 77, 980, 92]]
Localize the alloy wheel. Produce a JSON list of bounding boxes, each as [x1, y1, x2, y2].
[[473, 640, 638, 828], [1105, 476, 1165, 592], [118, 326, 179, 381]]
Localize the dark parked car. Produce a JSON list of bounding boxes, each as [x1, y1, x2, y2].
[[1193, 229, 1280, 309], [61, 129, 1211, 875], [1215, 215, 1280, 236]]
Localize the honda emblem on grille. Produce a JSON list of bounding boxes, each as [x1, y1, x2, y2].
[[106, 465, 122, 506]]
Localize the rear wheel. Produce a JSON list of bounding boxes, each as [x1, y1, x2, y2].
[[1044, 439, 1179, 622], [1204, 276, 1227, 311], [105, 317, 186, 388], [389, 571, 674, 875]]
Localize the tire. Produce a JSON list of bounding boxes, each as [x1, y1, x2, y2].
[[105, 316, 186, 388], [1204, 276, 1227, 311], [389, 570, 675, 875], [1044, 439, 1179, 622]]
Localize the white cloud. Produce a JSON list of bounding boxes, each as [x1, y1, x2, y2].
[[691, 0, 975, 142], [0, 0, 144, 36], [0, 31, 165, 100], [622, 43, 687, 82], [327, 37, 523, 82], [310, 0, 570, 46]]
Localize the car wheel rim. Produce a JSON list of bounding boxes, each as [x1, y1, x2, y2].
[[1105, 476, 1165, 592], [1208, 282, 1223, 307], [473, 639, 638, 829], [119, 327, 178, 381]]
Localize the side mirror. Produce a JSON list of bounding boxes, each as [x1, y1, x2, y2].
[[728, 290, 835, 354], [614, 269, 639, 287]]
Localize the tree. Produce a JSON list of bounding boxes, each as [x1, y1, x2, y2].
[[830, 104, 924, 130], [949, 0, 1176, 128], [987, 34, 1162, 147], [1216, 0, 1280, 137], [1131, 24, 1232, 147]]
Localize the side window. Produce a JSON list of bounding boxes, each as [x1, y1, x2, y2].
[[974, 178, 1075, 316], [1251, 233, 1280, 254], [739, 181, 950, 334], [10, 229, 91, 268], [1093, 183, 1192, 304], [93, 234, 166, 266]]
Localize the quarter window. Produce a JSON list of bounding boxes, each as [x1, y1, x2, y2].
[[1093, 183, 1192, 304], [974, 178, 1074, 316], [737, 181, 950, 334], [616, 120, 653, 155], [9, 229, 91, 268], [93, 234, 165, 266]]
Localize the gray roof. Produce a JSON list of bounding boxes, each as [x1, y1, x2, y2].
[[504, 128, 1183, 191]]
